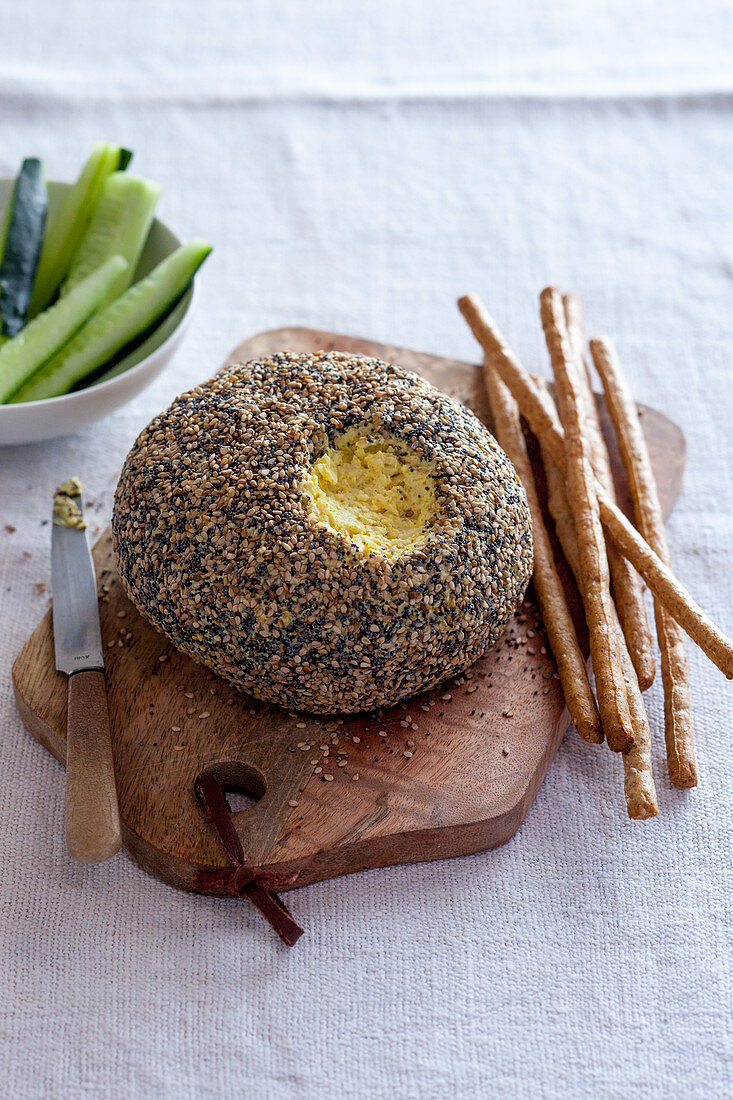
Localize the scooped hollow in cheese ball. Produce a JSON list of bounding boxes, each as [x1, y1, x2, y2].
[[112, 351, 533, 714], [301, 430, 436, 560]]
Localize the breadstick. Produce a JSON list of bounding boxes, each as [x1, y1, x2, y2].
[[614, 603, 659, 818], [597, 496, 733, 678], [563, 294, 602, 466], [563, 294, 655, 692], [458, 294, 567, 469], [591, 336, 697, 787], [482, 361, 602, 743], [534, 378, 581, 578], [539, 286, 633, 753], [458, 293, 733, 679], [534, 380, 657, 815], [563, 292, 596, 393]]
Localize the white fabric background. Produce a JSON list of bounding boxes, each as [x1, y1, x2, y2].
[[1, 3, 732, 1097]]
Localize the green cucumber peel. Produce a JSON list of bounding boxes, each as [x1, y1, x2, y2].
[[0, 158, 47, 336], [0, 197, 11, 260]]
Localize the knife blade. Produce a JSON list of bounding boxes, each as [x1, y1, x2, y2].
[[52, 523, 105, 676], [52, 480, 121, 863]]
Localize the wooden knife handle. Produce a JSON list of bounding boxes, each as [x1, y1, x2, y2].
[[65, 669, 122, 863]]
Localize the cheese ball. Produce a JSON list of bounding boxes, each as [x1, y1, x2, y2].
[[112, 351, 533, 713]]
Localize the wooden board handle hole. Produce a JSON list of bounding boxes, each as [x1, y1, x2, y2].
[[195, 761, 267, 818]]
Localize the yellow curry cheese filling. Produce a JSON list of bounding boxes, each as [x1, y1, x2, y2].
[[301, 429, 436, 560]]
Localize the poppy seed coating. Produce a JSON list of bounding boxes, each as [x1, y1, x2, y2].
[[112, 351, 533, 713]]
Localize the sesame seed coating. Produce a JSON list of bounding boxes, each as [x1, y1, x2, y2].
[[112, 351, 533, 713]]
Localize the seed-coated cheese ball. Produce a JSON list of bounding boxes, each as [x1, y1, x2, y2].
[[113, 351, 533, 713]]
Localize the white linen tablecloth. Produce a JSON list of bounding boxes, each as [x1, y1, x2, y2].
[[1, 3, 732, 1097]]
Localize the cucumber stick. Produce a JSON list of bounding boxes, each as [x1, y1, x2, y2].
[[62, 173, 161, 305], [0, 254, 128, 402], [29, 143, 133, 316], [12, 239, 210, 403], [0, 159, 47, 336]]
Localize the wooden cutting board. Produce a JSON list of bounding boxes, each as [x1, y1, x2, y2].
[[13, 328, 685, 900]]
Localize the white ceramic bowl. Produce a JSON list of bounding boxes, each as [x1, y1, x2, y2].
[[0, 179, 198, 445]]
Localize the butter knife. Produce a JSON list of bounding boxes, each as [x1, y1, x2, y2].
[[52, 479, 121, 863]]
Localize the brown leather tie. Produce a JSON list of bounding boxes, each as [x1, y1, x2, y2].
[[194, 773, 304, 947]]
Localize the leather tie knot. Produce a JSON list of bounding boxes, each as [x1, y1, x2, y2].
[[229, 864, 256, 893]]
